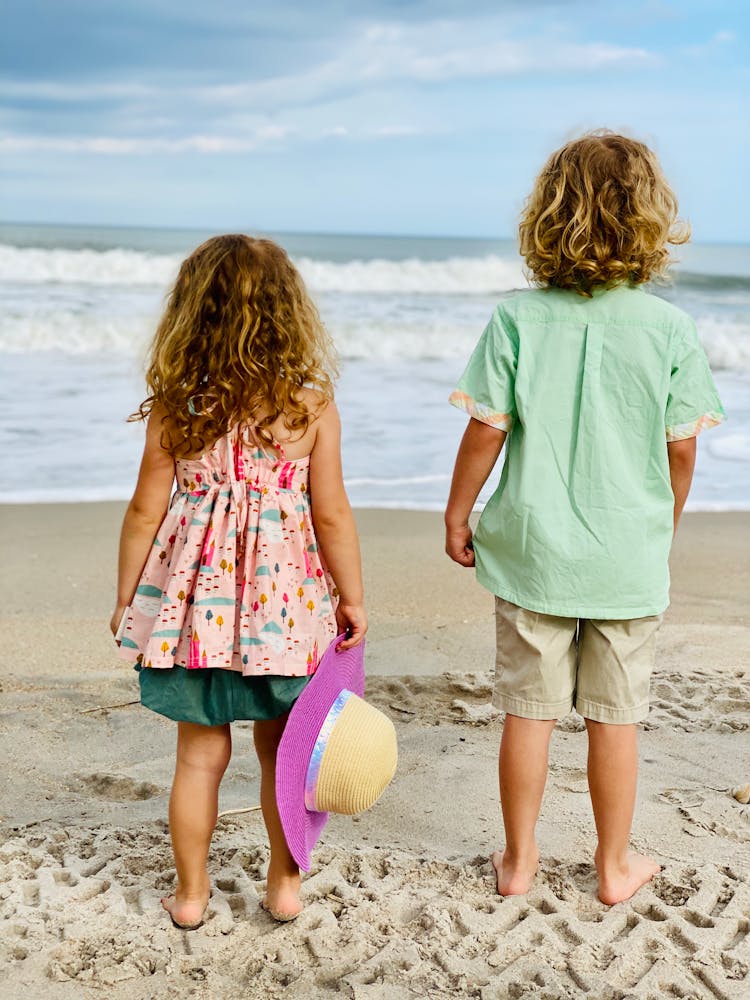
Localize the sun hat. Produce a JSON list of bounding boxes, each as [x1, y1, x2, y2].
[[275, 634, 397, 871]]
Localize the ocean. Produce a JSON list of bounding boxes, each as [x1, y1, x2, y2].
[[1, 223, 748, 510]]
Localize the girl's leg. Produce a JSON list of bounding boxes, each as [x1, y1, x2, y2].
[[493, 713, 557, 896], [254, 714, 303, 919], [162, 721, 232, 927], [585, 719, 660, 904]]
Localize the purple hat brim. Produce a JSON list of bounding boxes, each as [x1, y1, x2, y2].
[[275, 634, 366, 871]]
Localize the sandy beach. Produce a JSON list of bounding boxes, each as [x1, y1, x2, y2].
[[0, 505, 748, 999]]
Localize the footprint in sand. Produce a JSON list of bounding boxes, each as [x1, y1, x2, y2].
[[79, 773, 162, 801], [2, 825, 749, 997]]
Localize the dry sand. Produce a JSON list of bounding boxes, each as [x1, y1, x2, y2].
[[0, 505, 748, 999]]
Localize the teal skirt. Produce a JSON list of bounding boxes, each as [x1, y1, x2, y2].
[[137, 664, 311, 726]]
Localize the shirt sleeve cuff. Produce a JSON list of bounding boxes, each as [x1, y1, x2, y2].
[[449, 390, 514, 431], [665, 410, 726, 442]]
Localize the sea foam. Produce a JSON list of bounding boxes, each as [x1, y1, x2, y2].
[[0, 243, 526, 294], [2, 306, 748, 372], [3, 243, 749, 370]]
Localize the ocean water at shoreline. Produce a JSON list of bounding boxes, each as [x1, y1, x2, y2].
[[1, 222, 749, 509]]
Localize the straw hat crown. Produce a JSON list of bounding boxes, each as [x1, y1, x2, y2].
[[313, 694, 397, 814]]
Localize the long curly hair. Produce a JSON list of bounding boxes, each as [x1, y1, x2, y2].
[[133, 234, 338, 456], [519, 131, 689, 296]]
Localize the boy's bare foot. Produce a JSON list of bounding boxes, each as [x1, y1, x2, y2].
[[261, 869, 303, 922], [161, 877, 210, 930], [595, 849, 661, 905], [491, 848, 539, 896]]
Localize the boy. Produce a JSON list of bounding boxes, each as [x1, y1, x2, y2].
[[445, 132, 724, 905]]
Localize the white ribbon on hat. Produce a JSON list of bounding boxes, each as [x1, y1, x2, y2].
[[304, 689, 354, 811]]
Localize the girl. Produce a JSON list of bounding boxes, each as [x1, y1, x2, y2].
[[445, 132, 724, 905], [111, 234, 366, 929]]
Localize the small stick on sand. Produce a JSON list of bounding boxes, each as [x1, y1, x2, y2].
[[216, 805, 262, 819], [10, 817, 53, 831], [78, 700, 140, 714], [389, 704, 416, 715]]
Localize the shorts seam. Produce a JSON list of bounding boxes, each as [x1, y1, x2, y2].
[[493, 692, 573, 719], [575, 696, 650, 723]]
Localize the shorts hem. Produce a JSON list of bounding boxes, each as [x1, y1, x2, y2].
[[139, 696, 292, 725], [575, 698, 650, 725], [140, 699, 237, 726], [493, 692, 573, 721]]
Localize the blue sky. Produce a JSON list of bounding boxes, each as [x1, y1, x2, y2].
[[1, 0, 748, 240]]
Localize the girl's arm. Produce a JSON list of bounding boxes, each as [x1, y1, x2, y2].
[[667, 436, 697, 534], [445, 418, 507, 566], [110, 406, 176, 635], [309, 400, 367, 650]]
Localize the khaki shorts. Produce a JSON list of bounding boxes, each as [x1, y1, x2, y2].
[[493, 597, 662, 724]]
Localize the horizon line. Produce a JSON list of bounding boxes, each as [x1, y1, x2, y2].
[[2, 219, 749, 249]]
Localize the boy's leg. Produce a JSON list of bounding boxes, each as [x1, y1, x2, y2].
[[586, 720, 659, 904], [163, 720, 232, 927], [492, 598, 578, 896], [577, 615, 663, 904], [254, 714, 303, 919], [494, 714, 557, 895]]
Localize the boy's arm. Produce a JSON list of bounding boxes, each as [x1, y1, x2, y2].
[[667, 437, 696, 534], [445, 418, 507, 566]]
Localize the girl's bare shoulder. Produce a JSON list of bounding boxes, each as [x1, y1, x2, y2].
[[297, 385, 333, 414], [264, 388, 335, 459]]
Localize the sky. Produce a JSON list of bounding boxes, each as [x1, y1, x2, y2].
[[1, 0, 748, 240]]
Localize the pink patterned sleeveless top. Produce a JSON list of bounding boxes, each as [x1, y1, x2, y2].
[[118, 428, 338, 676]]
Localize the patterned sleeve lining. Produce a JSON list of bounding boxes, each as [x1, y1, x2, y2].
[[665, 411, 726, 442], [449, 390, 513, 431]]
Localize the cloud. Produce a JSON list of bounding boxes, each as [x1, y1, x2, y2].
[[322, 125, 349, 138], [0, 80, 154, 102], [1, 15, 656, 109], [0, 127, 293, 155], [682, 27, 739, 59], [0, 121, 422, 155], [401, 39, 654, 80], [0, 0, 739, 190], [0, 12, 659, 161], [370, 125, 424, 137], [171, 24, 655, 134], [1, 2, 580, 83]]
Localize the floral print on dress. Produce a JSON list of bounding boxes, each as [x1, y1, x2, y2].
[[118, 429, 338, 676]]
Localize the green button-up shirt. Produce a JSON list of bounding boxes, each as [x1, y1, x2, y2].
[[450, 285, 725, 619]]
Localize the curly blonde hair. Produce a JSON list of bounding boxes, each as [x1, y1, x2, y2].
[[134, 234, 338, 456], [519, 131, 689, 296]]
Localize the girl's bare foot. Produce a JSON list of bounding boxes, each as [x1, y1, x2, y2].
[[261, 869, 303, 922], [491, 848, 539, 896], [161, 875, 210, 929], [595, 849, 661, 905]]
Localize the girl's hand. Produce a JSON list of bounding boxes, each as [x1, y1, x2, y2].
[[110, 604, 127, 640], [445, 524, 475, 567], [335, 604, 368, 650]]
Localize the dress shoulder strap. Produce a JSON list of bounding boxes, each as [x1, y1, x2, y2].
[[236, 423, 287, 461]]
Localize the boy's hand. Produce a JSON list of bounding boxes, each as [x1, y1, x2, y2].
[[335, 604, 368, 649], [445, 524, 475, 567]]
